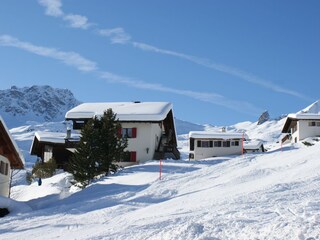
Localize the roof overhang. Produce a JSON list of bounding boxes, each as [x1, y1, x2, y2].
[[0, 116, 25, 169]]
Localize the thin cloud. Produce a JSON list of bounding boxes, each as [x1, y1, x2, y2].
[[99, 71, 262, 115], [38, 0, 92, 29], [132, 42, 311, 101], [0, 34, 261, 115], [97, 28, 131, 44], [38, 0, 63, 17], [0, 35, 97, 72], [37, 0, 310, 101], [63, 14, 91, 29]]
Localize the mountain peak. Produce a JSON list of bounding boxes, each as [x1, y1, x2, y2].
[[0, 85, 81, 128]]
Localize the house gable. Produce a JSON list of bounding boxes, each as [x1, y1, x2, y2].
[[0, 117, 24, 169]]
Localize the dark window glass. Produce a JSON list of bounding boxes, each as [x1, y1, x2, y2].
[[190, 138, 195, 151], [223, 141, 231, 147]]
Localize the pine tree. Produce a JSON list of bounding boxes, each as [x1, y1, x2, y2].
[[68, 109, 127, 188]]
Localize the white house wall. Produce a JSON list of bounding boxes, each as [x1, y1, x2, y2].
[[0, 155, 11, 197], [122, 122, 162, 163], [191, 139, 243, 160], [291, 123, 300, 143], [298, 120, 320, 141]]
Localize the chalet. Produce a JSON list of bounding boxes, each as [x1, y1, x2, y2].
[[0, 116, 24, 197], [189, 131, 248, 160], [30, 132, 80, 170], [281, 100, 320, 144], [243, 140, 265, 153], [64, 102, 180, 165]]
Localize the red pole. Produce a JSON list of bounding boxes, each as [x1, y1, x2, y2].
[[159, 159, 162, 180], [242, 133, 244, 156]]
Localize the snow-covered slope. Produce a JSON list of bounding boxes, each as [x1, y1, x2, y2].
[[0, 85, 80, 128], [1, 140, 320, 240]]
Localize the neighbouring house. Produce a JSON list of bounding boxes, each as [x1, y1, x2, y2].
[[30, 132, 80, 170], [0, 116, 24, 197], [189, 131, 248, 160], [281, 100, 320, 144], [243, 140, 265, 153]]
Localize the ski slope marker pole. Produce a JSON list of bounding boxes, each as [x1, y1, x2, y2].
[[159, 159, 162, 180]]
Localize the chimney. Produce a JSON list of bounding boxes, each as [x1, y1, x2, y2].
[[221, 127, 226, 133]]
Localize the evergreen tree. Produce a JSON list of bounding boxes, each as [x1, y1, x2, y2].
[[69, 109, 127, 188]]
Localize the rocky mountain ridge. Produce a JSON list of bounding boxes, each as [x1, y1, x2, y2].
[[0, 85, 81, 128]]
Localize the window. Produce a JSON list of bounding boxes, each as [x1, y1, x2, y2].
[[309, 121, 316, 127], [223, 141, 231, 147], [308, 121, 320, 127], [5, 163, 8, 176], [197, 140, 213, 148], [231, 141, 239, 146], [121, 151, 137, 162], [121, 128, 137, 138], [190, 138, 195, 151], [214, 141, 222, 147], [0, 161, 8, 176]]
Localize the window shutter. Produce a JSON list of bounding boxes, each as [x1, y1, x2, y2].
[[132, 128, 137, 138], [130, 151, 137, 162], [117, 127, 122, 138]]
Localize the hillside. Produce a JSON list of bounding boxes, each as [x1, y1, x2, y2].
[[2, 139, 320, 240]]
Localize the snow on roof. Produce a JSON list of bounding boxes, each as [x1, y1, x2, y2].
[[34, 132, 80, 144], [299, 99, 320, 114], [287, 99, 320, 120], [0, 115, 25, 167], [189, 131, 248, 139], [287, 113, 320, 120], [244, 140, 263, 150], [65, 102, 173, 121]]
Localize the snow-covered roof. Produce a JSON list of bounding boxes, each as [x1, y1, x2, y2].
[[65, 102, 173, 121], [189, 131, 248, 139], [0, 115, 25, 168], [244, 140, 263, 150], [34, 132, 80, 144], [287, 113, 320, 120], [287, 100, 320, 120]]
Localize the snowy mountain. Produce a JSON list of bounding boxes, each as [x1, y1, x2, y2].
[[0, 85, 80, 128]]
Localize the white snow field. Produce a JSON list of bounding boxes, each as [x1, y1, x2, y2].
[[1, 138, 320, 240]]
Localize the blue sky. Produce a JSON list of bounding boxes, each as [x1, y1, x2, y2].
[[0, 0, 319, 125]]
